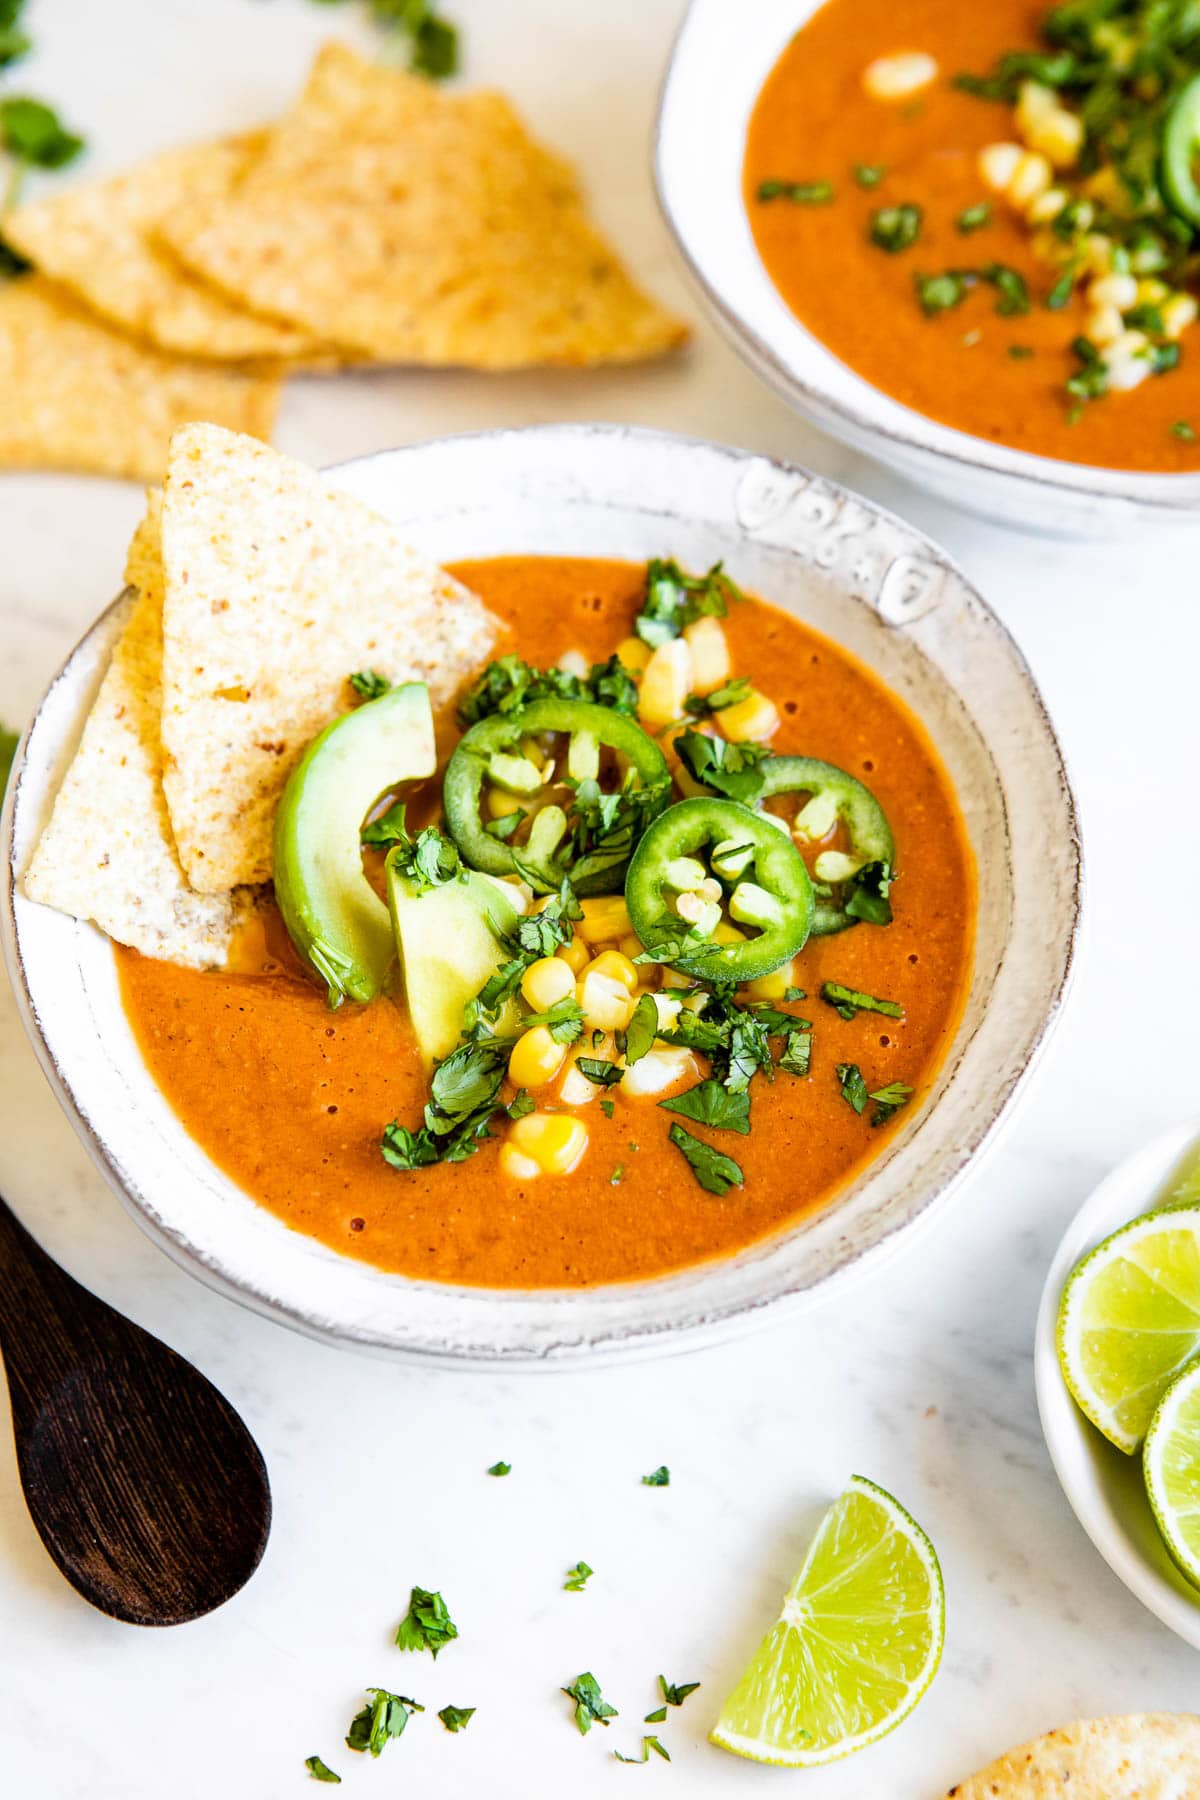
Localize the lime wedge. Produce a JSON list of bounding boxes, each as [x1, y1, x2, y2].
[[1144, 1355, 1200, 1586], [1057, 1207, 1200, 1454], [710, 1475, 943, 1767]]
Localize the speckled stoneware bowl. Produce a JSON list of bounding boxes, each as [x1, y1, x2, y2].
[[655, 0, 1200, 534], [2, 426, 1080, 1365]]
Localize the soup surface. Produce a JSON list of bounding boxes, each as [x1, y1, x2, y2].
[[117, 556, 975, 1289], [745, 0, 1200, 471]]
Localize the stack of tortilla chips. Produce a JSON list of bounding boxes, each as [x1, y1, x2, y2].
[[22, 424, 500, 966], [0, 43, 687, 481]]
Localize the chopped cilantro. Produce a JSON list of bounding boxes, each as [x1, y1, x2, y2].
[[487, 1460, 511, 1477], [564, 1560, 594, 1591], [853, 162, 887, 187], [600, 1097, 616, 1119], [778, 1030, 812, 1078], [644, 1706, 668, 1723], [1008, 344, 1035, 359], [634, 558, 743, 649], [685, 675, 753, 716], [1046, 264, 1077, 311], [615, 1736, 670, 1763], [458, 652, 638, 726], [563, 1672, 618, 1734], [784, 985, 806, 1001], [523, 996, 585, 1044], [915, 270, 971, 315], [394, 1586, 458, 1657], [346, 1689, 423, 1758], [870, 1079, 914, 1125], [0, 96, 84, 169], [305, 1754, 341, 1783], [507, 1090, 536, 1121], [620, 992, 659, 1067], [578, 1056, 624, 1088], [363, 807, 461, 891], [1173, 419, 1197, 441], [869, 203, 922, 252], [658, 1078, 751, 1134], [756, 177, 834, 204], [673, 728, 766, 804], [610, 1164, 626, 1185], [642, 1465, 671, 1487], [348, 669, 390, 701], [956, 201, 992, 233], [983, 261, 1030, 316], [821, 980, 904, 1021], [836, 1062, 870, 1115], [437, 1705, 475, 1732]]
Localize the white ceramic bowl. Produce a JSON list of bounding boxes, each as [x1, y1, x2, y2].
[[3, 425, 1080, 1365], [1035, 1121, 1200, 1649], [654, 0, 1200, 534]]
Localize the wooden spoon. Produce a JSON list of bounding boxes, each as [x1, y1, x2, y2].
[[0, 1194, 271, 1625]]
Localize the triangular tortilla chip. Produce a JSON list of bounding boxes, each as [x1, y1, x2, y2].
[[4, 137, 329, 363], [945, 1714, 1200, 1798], [158, 423, 500, 892], [23, 493, 259, 967], [0, 276, 279, 480], [160, 43, 688, 369]]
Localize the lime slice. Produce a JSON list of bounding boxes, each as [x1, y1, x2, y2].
[[1144, 1355, 1200, 1586], [710, 1475, 943, 1767], [1057, 1207, 1200, 1454]]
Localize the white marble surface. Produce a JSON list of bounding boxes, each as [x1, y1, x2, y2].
[[2, 2, 1198, 1795]]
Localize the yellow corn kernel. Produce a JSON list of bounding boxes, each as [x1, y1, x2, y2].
[[577, 896, 632, 942], [978, 141, 1023, 194], [520, 955, 576, 1012], [1081, 166, 1124, 210], [862, 50, 938, 103], [719, 690, 780, 743], [618, 932, 644, 961], [1136, 278, 1170, 307], [499, 1143, 542, 1182], [1086, 304, 1124, 347], [745, 959, 795, 1002], [639, 638, 693, 727], [557, 935, 590, 975], [508, 1025, 567, 1090], [577, 970, 635, 1032], [1026, 186, 1067, 224], [683, 616, 732, 695], [1163, 293, 1199, 339], [615, 635, 652, 674], [661, 965, 696, 990], [1082, 232, 1114, 276], [1089, 272, 1138, 311], [586, 949, 638, 992], [509, 1110, 589, 1175], [712, 920, 747, 946], [1006, 150, 1053, 208], [1018, 82, 1083, 168], [487, 786, 526, 820], [1014, 79, 1057, 139]]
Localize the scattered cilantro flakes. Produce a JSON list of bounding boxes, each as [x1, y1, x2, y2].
[[394, 1586, 458, 1657], [836, 1062, 870, 1115], [458, 652, 639, 726], [348, 668, 390, 701], [668, 1121, 744, 1196], [869, 203, 922, 252], [523, 995, 585, 1044], [778, 1030, 812, 1079], [610, 1164, 626, 1185], [658, 1079, 750, 1134], [784, 985, 806, 1002], [634, 558, 743, 649], [437, 1705, 475, 1732], [642, 1465, 671, 1488], [578, 1056, 624, 1088], [0, 95, 84, 170], [305, 1754, 341, 1783], [600, 1097, 616, 1119], [564, 1560, 594, 1592], [915, 269, 970, 315], [1173, 420, 1197, 441], [821, 980, 904, 1021], [487, 1460, 511, 1477], [956, 200, 992, 233], [659, 1675, 701, 1707], [673, 728, 766, 805], [346, 1689, 424, 1758], [853, 161, 886, 187], [563, 1672, 618, 1734], [615, 1736, 671, 1763], [644, 1706, 668, 1723], [1008, 343, 1035, 359], [870, 1080, 914, 1126], [381, 1035, 513, 1172], [756, 177, 834, 204], [685, 675, 753, 716]]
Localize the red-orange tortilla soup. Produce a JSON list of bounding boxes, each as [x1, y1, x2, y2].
[[745, 0, 1200, 471], [116, 556, 975, 1290]]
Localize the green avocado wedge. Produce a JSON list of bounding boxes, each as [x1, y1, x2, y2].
[[273, 684, 436, 1006], [386, 854, 520, 1065]]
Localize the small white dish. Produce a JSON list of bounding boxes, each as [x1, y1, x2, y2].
[[3, 425, 1080, 1365], [1035, 1120, 1200, 1648], [654, 0, 1200, 533]]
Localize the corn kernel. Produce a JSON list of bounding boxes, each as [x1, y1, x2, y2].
[[862, 50, 938, 103], [577, 896, 632, 942], [1103, 331, 1151, 391], [615, 635, 652, 674], [618, 933, 644, 961], [1086, 305, 1124, 347], [621, 1046, 698, 1098], [745, 959, 795, 1002], [500, 1143, 542, 1182], [661, 965, 696, 990], [577, 970, 635, 1032], [509, 1025, 567, 1089], [712, 920, 747, 946], [521, 955, 576, 1012], [509, 1110, 589, 1174], [1137, 278, 1170, 306], [675, 892, 720, 931], [1163, 293, 1199, 339], [558, 1039, 613, 1107], [978, 141, 1023, 193], [683, 616, 732, 695], [557, 935, 590, 974], [1089, 273, 1138, 311], [1027, 108, 1084, 169], [586, 949, 638, 992], [1014, 79, 1057, 138], [814, 849, 864, 883], [719, 690, 780, 743], [556, 648, 589, 679], [1026, 186, 1067, 224], [1006, 150, 1053, 208], [639, 638, 693, 727], [487, 786, 526, 820], [1082, 233, 1114, 276]]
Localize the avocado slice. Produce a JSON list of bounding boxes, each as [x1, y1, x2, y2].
[[273, 683, 436, 1005], [386, 856, 520, 1065]]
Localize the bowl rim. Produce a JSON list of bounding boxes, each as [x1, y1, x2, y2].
[[2, 422, 1083, 1365], [1033, 1118, 1200, 1648], [652, 0, 1200, 518]]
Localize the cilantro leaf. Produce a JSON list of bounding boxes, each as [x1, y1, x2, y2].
[[658, 1079, 750, 1134], [487, 1460, 511, 1476], [346, 1689, 423, 1757], [523, 996, 585, 1044], [349, 669, 390, 700], [673, 728, 766, 804], [620, 992, 659, 1067], [844, 859, 894, 925], [437, 1704, 475, 1732], [779, 1030, 812, 1078], [615, 1736, 671, 1763], [395, 1585, 458, 1656], [563, 1672, 618, 1734], [577, 1056, 623, 1088], [685, 676, 752, 716], [869, 1079, 914, 1126], [634, 557, 744, 648], [641, 1465, 670, 1487], [644, 1706, 668, 1723], [600, 1097, 615, 1119], [0, 96, 84, 168], [836, 1063, 869, 1114], [670, 1121, 744, 1195], [305, 1753, 341, 1782], [458, 652, 638, 725], [820, 980, 904, 1021], [368, 806, 462, 891], [659, 1675, 701, 1707], [564, 1560, 593, 1591]]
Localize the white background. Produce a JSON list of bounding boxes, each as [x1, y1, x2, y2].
[[2, 2, 1198, 1795]]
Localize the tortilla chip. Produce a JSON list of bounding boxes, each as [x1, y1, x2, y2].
[[160, 43, 689, 369], [4, 136, 330, 364], [945, 1714, 1200, 1798], [0, 276, 280, 480], [158, 423, 500, 893], [23, 493, 258, 967]]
